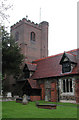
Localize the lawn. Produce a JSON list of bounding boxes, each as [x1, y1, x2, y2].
[[0, 101, 2, 119], [2, 101, 78, 119]]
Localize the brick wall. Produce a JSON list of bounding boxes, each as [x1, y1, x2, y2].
[[40, 83, 45, 100], [51, 82, 57, 102], [30, 96, 41, 101], [75, 79, 79, 103]]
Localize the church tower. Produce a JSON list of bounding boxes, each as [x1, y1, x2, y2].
[[11, 18, 49, 62]]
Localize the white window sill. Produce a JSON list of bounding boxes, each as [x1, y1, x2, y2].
[[60, 70, 72, 75], [61, 92, 74, 96]]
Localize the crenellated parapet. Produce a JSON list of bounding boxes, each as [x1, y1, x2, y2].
[[11, 18, 42, 30]]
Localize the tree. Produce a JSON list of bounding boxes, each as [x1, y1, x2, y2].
[[2, 26, 24, 78], [0, 0, 13, 24], [0, 26, 2, 95]]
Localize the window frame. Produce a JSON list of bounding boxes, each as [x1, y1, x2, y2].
[[62, 79, 73, 93], [59, 78, 75, 96], [30, 32, 35, 41], [62, 61, 71, 73]]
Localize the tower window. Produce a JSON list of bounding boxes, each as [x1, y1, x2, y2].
[[15, 32, 19, 41], [30, 32, 35, 41]]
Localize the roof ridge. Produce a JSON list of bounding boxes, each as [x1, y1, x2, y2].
[[25, 62, 37, 65], [33, 52, 63, 62], [66, 52, 76, 56], [67, 48, 79, 53], [34, 48, 79, 62]]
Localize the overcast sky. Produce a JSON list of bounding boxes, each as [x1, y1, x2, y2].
[[6, 0, 78, 56]]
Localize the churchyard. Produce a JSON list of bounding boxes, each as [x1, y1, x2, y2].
[[2, 101, 78, 119]]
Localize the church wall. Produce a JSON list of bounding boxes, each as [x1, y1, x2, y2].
[[30, 96, 41, 101], [37, 75, 79, 103], [44, 79, 51, 101], [58, 76, 78, 102], [23, 23, 42, 61], [11, 23, 24, 44], [40, 21, 48, 58], [38, 78, 57, 102], [51, 81, 57, 102], [75, 76, 79, 103], [40, 83, 45, 100]]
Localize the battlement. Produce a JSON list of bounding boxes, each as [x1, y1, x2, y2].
[[11, 18, 42, 30], [39, 21, 49, 26]]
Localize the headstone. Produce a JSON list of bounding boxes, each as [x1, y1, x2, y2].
[[45, 95, 48, 101], [7, 92, 12, 97], [14, 95, 19, 99], [1, 90, 3, 96], [22, 94, 28, 105]]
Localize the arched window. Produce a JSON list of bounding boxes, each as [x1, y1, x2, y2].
[[15, 32, 19, 41], [30, 32, 35, 41]]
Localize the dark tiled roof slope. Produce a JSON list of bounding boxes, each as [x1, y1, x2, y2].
[[26, 63, 37, 71], [27, 79, 40, 89], [24, 62, 37, 71], [31, 49, 79, 79], [64, 53, 77, 63]]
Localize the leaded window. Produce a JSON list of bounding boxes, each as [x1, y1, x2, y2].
[[63, 79, 73, 93]]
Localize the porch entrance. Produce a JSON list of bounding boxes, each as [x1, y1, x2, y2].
[[22, 80, 41, 97]]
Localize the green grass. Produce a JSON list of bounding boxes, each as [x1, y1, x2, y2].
[[0, 101, 2, 119], [2, 101, 77, 118]]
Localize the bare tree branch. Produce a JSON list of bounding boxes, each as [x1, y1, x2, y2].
[[0, 0, 13, 24]]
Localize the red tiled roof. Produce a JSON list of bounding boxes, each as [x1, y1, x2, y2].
[[27, 79, 40, 89], [33, 48, 79, 62], [24, 62, 37, 71], [31, 48, 79, 79]]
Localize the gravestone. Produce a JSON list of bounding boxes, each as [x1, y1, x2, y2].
[[22, 94, 28, 105], [45, 95, 48, 101], [7, 92, 12, 97], [1, 90, 3, 96]]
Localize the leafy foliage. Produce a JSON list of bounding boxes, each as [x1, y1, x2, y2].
[[2, 26, 24, 77]]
